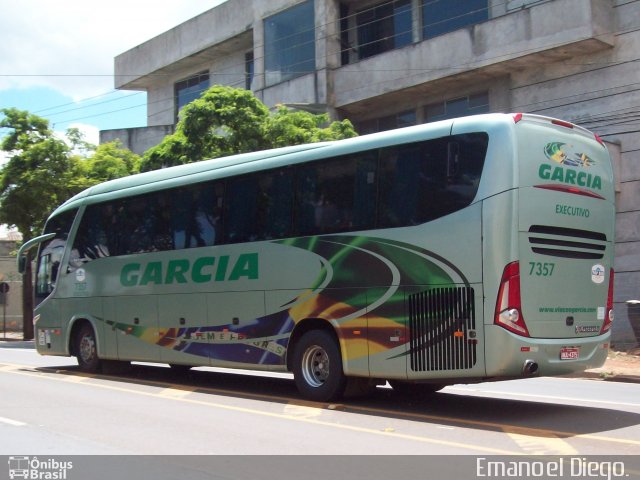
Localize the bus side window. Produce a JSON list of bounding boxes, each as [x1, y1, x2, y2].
[[172, 182, 223, 248], [295, 165, 319, 236], [352, 155, 377, 231], [70, 204, 112, 266], [295, 155, 376, 235], [377, 134, 488, 228], [225, 175, 259, 243], [262, 169, 293, 240], [378, 145, 422, 227]]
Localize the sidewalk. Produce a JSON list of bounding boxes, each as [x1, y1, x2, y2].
[[577, 349, 640, 384], [1, 331, 638, 383], [0, 330, 35, 349]]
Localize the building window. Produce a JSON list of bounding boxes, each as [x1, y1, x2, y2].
[[264, 0, 316, 86], [357, 110, 417, 134], [175, 72, 210, 120], [422, 0, 488, 39], [356, 0, 412, 60], [245, 51, 254, 90], [425, 93, 489, 122], [340, 3, 351, 66]]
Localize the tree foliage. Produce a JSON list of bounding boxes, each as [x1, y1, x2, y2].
[[1, 109, 77, 239], [0, 108, 140, 339], [81, 140, 141, 183], [141, 85, 357, 171], [0, 108, 140, 239]]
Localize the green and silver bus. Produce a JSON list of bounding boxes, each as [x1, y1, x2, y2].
[[19, 113, 615, 401]]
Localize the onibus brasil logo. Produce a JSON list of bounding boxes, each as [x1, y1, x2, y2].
[[8, 456, 73, 480]]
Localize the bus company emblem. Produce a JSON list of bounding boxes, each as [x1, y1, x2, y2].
[[538, 163, 602, 190], [544, 142, 595, 168], [75, 268, 86, 282]]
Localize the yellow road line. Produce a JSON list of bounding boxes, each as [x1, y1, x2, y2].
[[158, 386, 197, 399], [0, 416, 27, 427], [283, 404, 324, 419], [63, 374, 94, 383], [502, 426, 579, 455]]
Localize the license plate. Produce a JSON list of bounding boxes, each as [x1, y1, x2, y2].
[[560, 347, 579, 360]]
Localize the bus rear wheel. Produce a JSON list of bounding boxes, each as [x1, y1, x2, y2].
[[293, 330, 347, 402], [74, 323, 101, 373]]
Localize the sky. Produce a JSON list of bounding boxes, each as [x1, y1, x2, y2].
[[0, 0, 226, 157]]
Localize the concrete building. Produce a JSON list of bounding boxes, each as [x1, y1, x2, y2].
[[105, 0, 640, 348]]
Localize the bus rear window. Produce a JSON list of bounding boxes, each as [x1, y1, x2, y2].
[[378, 132, 487, 227]]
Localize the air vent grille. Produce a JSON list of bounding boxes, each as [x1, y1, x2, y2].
[[408, 287, 476, 372], [528, 225, 607, 259]]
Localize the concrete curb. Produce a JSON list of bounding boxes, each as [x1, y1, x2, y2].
[[579, 370, 640, 384], [0, 340, 35, 349]]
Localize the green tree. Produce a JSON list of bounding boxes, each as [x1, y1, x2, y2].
[[0, 108, 140, 339], [1, 109, 77, 339], [82, 140, 141, 182], [265, 105, 358, 148], [141, 85, 357, 171]]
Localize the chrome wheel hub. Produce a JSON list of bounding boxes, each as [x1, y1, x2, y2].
[[301, 345, 330, 388], [79, 335, 96, 363]]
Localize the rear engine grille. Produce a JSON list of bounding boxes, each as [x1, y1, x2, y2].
[[408, 287, 476, 372], [528, 225, 607, 259]]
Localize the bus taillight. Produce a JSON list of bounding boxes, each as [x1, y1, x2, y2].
[[494, 262, 530, 337], [601, 269, 615, 334], [551, 119, 574, 129]]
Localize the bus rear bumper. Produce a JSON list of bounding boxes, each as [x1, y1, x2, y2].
[[484, 325, 609, 378]]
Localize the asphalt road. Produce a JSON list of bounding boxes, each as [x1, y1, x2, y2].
[[1, 345, 639, 460]]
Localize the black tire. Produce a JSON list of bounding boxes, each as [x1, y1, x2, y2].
[[74, 323, 101, 372], [389, 380, 446, 397], [292, 330, 347, 402]]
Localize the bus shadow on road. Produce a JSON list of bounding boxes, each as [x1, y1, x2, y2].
[[42, 363, 640, 440]]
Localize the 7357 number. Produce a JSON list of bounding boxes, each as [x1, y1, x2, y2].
[[529, 262, 555, 276]]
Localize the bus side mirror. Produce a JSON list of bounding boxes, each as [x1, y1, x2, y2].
[[18, 255, 27, 274], [16, 232, 56, 274]]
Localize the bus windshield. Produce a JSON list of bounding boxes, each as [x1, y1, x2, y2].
[[35, 209, 77, 303]]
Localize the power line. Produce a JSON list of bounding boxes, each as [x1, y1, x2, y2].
[[34, 89, 138, 115], [44, 91, 144, 119]]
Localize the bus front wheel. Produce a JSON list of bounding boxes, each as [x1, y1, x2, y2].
[[74, 323, 101, 373], [293, 330, 347, 402]]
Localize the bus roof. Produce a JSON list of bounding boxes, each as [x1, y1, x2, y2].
[[60, 141, 334, 207], [53, 113, 605, 217]]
